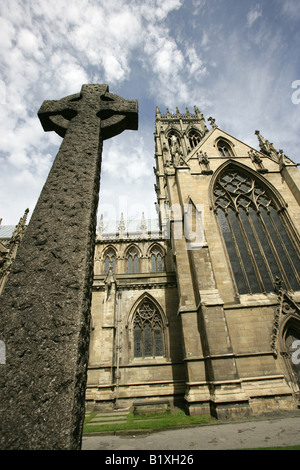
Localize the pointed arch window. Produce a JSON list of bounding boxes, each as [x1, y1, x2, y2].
[[214, 168, 300, 294], [285, 327, 300, 389], [218, 140, 233, 157], [104, 249, 116, 274], [128, 248, 139, 273], [133, 301, 165, 358], [285, 325, 300, 389], [188, 130, 201, 149], [151, 248, 163, 273], [168, 132, 180, 149]]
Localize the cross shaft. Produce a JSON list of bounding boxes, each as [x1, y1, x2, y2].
[[0, 84, 138, 450]]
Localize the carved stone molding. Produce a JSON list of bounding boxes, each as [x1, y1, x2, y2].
[[270, 283, 300, 357]]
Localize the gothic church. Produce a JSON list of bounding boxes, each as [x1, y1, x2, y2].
[[1, 106, 300, 419]]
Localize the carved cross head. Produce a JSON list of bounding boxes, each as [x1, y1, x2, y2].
[[38, 84, 138, 140]]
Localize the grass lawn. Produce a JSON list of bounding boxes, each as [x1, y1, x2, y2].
[[83, 407, 214, 434], [83, 408, 300, 450]]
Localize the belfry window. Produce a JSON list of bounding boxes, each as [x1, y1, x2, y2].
[[168, 133, 180, 149], [128, 248, 139, 273], [188, 130, 201, 149], [133, 301, 164, 358], [104, 249, 116, 274], [151, 248, 163, 273], [218, 140, 233, 157], [214, 168, 300, 294]]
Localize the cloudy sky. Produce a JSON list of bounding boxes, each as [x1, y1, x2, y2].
[[0, 0, 299, 229]]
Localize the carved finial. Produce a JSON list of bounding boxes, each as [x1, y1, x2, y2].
[[97, 214, 104, 237], [255, 130, 282, 163], [11, 208, 29, 243], [208, 116, 217, 128], [274, 276, 283, 295], [118, 213, 126, 238], [140, 212, 148, 238]]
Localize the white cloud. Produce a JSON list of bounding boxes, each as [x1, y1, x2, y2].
[[280, 0, 300, 20], [0, 0, 299, 227], [247, 4, 262, 27]]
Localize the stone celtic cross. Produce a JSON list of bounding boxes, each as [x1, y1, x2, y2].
[[0, 84, 138, 450]]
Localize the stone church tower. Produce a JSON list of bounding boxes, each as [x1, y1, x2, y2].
[[1, 106, 299, 419], [86, 106, 300, 418]]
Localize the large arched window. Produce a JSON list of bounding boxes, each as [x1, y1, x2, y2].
[[104, 248, 116, 274], [128, 248, 139, 273], [214, 166, 300, 294], [133, 300, 165, 358], [151, 248, 163, 273]]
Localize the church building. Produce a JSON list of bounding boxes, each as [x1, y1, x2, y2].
[[1, 106, 300, 420], [85, 106, 300, 419]]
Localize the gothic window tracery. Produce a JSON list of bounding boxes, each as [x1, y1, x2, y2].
[[133, 301, 164, 358], [218, 140, 233, 157], [284, 324, 300, 390], [151, 248, 163, 273], [128, 248, 139, 273], [214, 168, 300, 294], [188, 130, 201, 149], [168, 132, 180, 149], [104, 248, 116, 274]]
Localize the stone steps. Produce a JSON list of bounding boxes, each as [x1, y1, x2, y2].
[[85, 409, 163, 427], [85, 409, 129, 426]]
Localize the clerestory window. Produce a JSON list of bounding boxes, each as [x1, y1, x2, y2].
[[128, 248, 139, 273], [133, 301, 164, 358], [151, 248, 163, 273], [104, 249, 116, 274], [214, 168, 300, 294]]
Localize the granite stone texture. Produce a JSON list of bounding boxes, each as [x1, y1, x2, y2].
[[0, 84, 138, 450]]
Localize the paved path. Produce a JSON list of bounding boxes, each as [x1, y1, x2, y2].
[[82, 411, 300, 451]]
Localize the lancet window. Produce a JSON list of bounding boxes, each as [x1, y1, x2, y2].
[[214, 168, 300, 294], [188, 130, 201, 149], [133, 301, 164, 358], [151, 248, 163, 273], [104, 249, 116, 274], [128, 248, 139, 273]]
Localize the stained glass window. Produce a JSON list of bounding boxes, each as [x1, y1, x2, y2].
[[214, 168, 300, 294], [133, 301, 165, 358]]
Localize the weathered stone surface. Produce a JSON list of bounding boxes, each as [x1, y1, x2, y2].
[[0, 84, 138, 450]]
